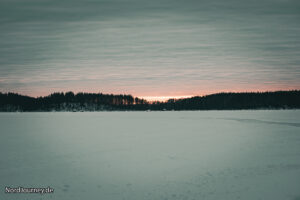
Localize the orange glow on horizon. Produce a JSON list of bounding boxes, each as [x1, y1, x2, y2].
[[141, 95, 194, 102], [2, 85, 299, 101]]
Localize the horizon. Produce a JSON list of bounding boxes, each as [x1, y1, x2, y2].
[[1, 0, 300, 98], [1, 89, 299, 102]]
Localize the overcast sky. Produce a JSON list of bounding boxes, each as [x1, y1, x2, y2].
[[0, 0, 299, 98]]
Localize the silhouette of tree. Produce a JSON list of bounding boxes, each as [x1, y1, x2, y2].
[[0, 90, 299, 111]]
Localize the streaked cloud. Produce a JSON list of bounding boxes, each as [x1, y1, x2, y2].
[[0, 0, 300, 97]]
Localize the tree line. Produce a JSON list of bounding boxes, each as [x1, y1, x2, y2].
[[0, 90, 299, 111]]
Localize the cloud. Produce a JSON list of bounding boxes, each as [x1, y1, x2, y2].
[[0, 0, 300, 96]]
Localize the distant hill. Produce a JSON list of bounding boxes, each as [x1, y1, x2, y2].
[[0, 90, 299, 111]]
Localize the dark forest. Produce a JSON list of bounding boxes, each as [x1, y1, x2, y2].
[[0, 90, 299, 111]]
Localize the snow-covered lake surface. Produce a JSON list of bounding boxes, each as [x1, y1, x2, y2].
[[1, 110, 300, 200]]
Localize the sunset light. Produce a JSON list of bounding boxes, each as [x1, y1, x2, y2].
[[141, 96, 194, 102]]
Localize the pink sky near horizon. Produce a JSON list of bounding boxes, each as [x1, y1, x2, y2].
[[2, 83, 299, 101]]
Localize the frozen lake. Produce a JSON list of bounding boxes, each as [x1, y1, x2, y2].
[[1, 110, 300, 200]]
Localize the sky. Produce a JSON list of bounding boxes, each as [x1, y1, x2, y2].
[[0, 0, 299, 100]]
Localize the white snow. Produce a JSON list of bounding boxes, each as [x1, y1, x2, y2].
[[0, 110, 300, 200]]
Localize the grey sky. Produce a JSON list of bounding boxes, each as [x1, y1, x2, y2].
[[0, 0, 300, 98]]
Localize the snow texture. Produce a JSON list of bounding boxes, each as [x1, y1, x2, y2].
[[0, 110, 300, 200]]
